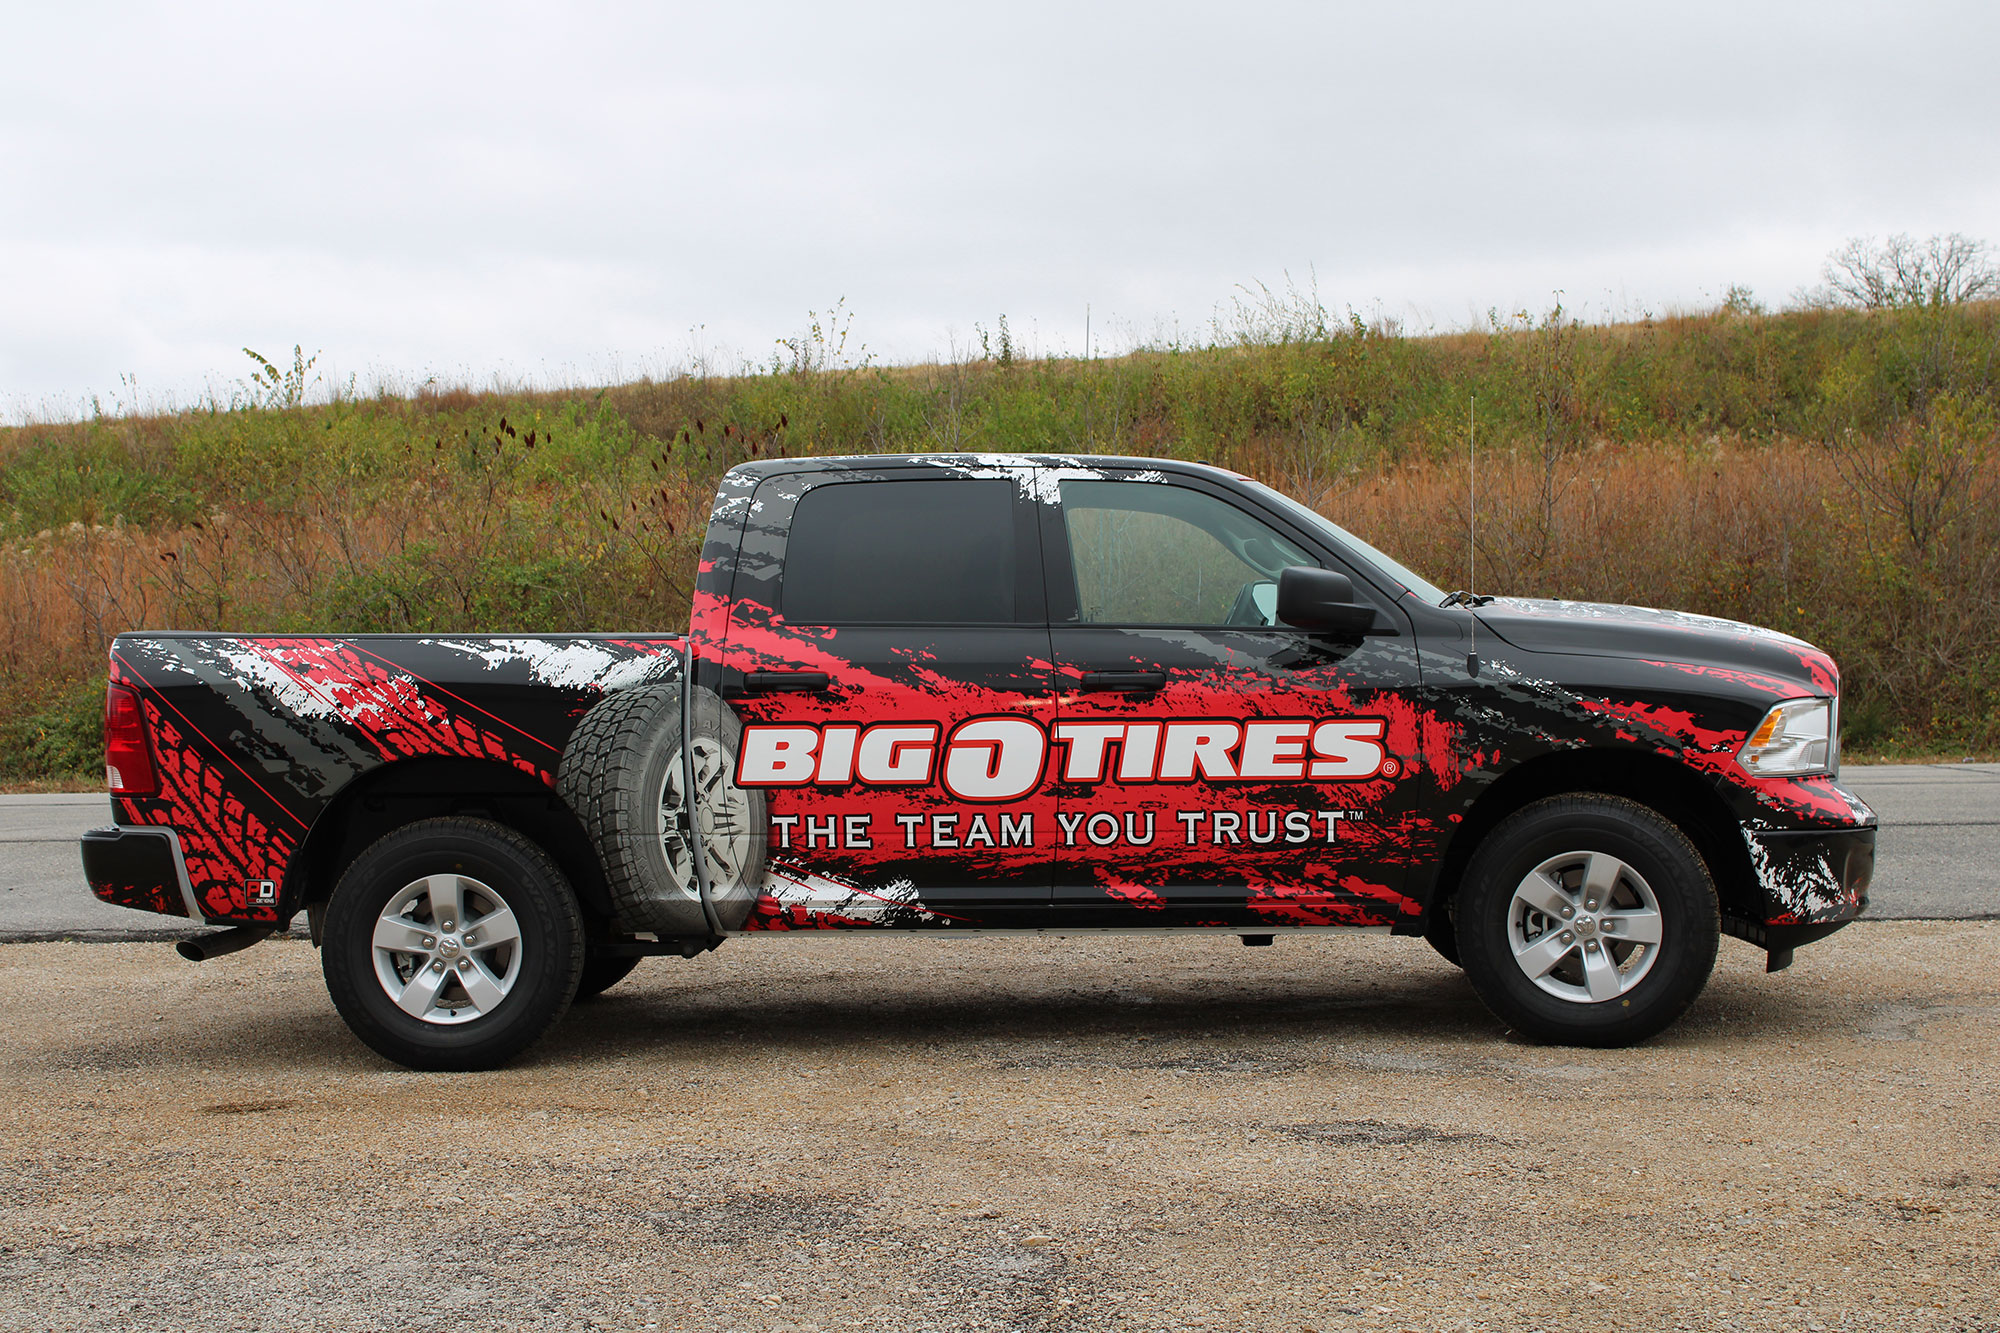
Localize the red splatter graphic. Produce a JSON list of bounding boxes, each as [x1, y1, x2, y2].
[[1640, 660, 1806, 698], [744, 899, 869, 931], [698, 592, 1444, 928], [253, 639, 556, 780], [89, 880, 186, 917], [1579, 696, 1867, 826], [124, 698, 298, 921], [1102, 881, 1167, 911], [1243, 872, 1416, 927]]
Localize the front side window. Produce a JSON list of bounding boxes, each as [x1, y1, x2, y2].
[[782, 479, 1016, 624], [1060, 480, 1313, 626]]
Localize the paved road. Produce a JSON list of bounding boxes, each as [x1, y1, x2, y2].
[[0, 793, 222, 940], [3, 764, 1994, 939], [1841, 762, 2000, 919]]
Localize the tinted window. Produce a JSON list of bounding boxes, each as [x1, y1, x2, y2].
[[1061, 480, 1313, 626], [783, 479, 1016, 624]]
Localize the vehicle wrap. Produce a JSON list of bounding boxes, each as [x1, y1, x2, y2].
[[90, 455, 1874, 950], [96, 635, 682, 923], [683, 457, 1874, 937]]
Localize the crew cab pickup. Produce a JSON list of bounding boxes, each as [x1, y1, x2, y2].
[[81, 455, 1876, 1069]]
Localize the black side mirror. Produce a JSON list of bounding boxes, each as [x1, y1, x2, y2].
[[1276, 566, 1375, 634]]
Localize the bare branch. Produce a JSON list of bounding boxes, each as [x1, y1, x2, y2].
[[1819, 233, 1999, 309]]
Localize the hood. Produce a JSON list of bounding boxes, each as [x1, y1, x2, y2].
[[1475, 598, 1837, 695]]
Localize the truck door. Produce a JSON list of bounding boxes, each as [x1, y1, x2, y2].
[[1042, 472, 1427, 929], [715, 465, 1056, 928]]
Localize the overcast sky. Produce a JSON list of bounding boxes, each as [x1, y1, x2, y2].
[[5, 1, 1996, 419]]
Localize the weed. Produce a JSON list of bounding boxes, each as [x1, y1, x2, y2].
[[2, 283, 1997, 773]]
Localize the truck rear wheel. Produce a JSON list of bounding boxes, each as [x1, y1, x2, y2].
[[321, 818, 585, 1071], [558, 684, 765, 937], [1456, 795, 1718, 1047]]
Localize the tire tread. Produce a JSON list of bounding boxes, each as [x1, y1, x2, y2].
[[1456, 793, 1719, 1047], [321, 816, 585, 1071], [556, 684, 683, 932]]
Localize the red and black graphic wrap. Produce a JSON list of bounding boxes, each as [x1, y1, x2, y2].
[[95, 454, 1874, 950], [692, 456, 1874, 937], [79, 827, 191, 918], [99, 635, 682, 924]]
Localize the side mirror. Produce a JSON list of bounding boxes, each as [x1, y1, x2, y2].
[[1276, 566, 1375, 634]]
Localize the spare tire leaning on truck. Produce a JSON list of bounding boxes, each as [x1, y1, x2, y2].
[[557, 683, 767, 941]]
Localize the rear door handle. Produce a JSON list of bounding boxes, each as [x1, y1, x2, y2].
[[1079, 670, 1167, 693], [743, 670, 830, 694]]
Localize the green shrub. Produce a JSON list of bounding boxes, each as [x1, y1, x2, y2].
[[0, 676, 103, 781]]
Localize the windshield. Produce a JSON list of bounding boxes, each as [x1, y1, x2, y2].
[[1236, 476, 1451, 604]]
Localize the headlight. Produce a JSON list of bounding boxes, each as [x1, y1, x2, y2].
[[1738, 697, 1836, 777]]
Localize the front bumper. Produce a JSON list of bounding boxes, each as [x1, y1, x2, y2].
[[1751, 824, 1875, 925], [1727, 823, 1875, 969], [80, 825, 200, 920]]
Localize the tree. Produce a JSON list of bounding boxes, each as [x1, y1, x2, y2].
[[1817, 233, 1999, 309]]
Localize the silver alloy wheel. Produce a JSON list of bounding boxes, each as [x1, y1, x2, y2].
[[658, 738, 754, 899], [370, 873, 524, 1025], [1506, 851, 1665, 1004]]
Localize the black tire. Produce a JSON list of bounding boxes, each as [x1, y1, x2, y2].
[[1456, 794, 1719, 1047], [574, 948, 642, 1000], [321, 818, 585, 1071], [558, 684, 766, 936]]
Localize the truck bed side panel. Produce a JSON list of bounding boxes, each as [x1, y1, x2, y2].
[[108, 634, 682, 923]]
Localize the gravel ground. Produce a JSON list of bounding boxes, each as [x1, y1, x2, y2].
[[0, 924, 1995, 1333]]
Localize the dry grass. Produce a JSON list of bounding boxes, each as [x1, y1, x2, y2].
[[3, 298, 1996, 774], [6, 436, 1993, 770]]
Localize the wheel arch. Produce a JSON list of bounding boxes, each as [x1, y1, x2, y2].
[[287, 757, 613, 940], [1425, 749, 1757, 938]]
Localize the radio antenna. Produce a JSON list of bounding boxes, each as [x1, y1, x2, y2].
[[1467, 394, 1479, 677], [1083, 302, 1093, 450]]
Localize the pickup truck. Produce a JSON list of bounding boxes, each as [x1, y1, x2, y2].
[[81, 454, 1876, 1070]]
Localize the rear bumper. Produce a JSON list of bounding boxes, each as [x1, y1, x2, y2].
[[80, 826, 200, 920]]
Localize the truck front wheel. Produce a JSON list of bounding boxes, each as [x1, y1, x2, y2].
[[321, 818, 585, 1071], [1456, 795, 1719, 1047]]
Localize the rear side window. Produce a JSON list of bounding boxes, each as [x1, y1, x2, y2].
[[782, 479, 1016, 624]]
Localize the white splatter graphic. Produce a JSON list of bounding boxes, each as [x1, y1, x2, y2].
[[758, 865, 939, 923], [422, 638, 676, 692], [1487, 598, 1814, 650], [913, 454, 1118, 506], [1742, 828, 1848, 919], [208, 641, 343, 723]]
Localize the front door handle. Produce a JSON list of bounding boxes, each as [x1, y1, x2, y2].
[[1079, 670, 1167, 693], [742, 670, 831, 694]]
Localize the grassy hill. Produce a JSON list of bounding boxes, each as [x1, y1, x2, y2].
[[3, 297, 1996, 780]]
